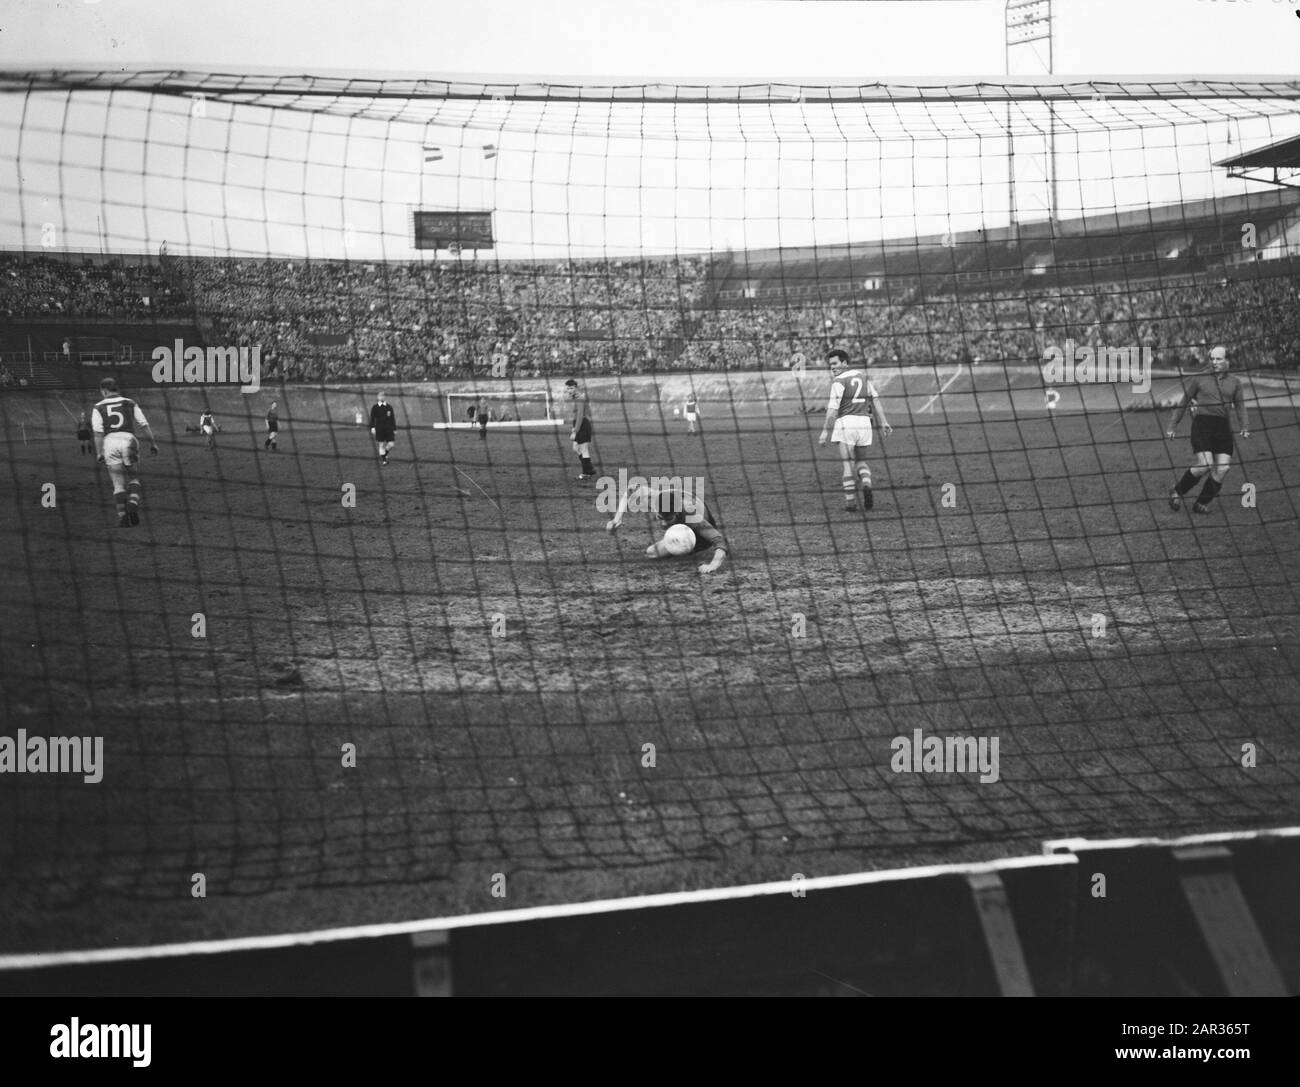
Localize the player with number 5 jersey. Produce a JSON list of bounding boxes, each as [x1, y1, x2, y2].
[[92, 377, 159, 528], [819, 348, 893, 511]]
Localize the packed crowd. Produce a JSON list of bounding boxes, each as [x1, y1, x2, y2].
[[4, 251, 1298, 378], [0, 255, 188, 320], [164, 255, 713, 381], [682, 273, 1300, 370]]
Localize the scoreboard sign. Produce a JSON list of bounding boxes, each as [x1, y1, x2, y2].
[[414, 211, 495, 251]]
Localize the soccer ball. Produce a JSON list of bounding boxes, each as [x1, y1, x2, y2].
[[663, 524, 696, 556]]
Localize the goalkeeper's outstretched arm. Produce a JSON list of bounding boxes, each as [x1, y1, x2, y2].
[[606, 482, 654, 531], [697, 545, 726, 574]]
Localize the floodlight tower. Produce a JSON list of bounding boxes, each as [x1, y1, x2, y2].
[[1005, 0, 1056, 235]]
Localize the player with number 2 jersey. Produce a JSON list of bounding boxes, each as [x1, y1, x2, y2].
[[819, 348, 893, 512]]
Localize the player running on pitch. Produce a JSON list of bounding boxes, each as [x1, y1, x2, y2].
[[1165, 345, 1250, 514], [76, 411, 93, 455], [684, 391, 700, 435], [606, 477, 728, 574], [819, 348, 893, 512], [264, 401, 279, 451], [92, 377, 159, 528], [198, 409, 217, 451]]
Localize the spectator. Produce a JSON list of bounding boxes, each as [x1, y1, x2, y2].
[[2, 249, 1297, 378]]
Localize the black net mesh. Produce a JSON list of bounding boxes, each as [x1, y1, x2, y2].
[[1, 72, 1299, 951]]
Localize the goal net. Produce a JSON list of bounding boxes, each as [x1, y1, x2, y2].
[[438, 388, 562, 428], [2, 70, 1299, 954]]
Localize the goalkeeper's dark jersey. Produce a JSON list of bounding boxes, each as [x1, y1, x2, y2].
[[657, 490, 727, 555], [1182, 371, 1245, 423]]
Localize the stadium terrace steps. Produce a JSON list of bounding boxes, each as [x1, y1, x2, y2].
[[0, 360, 63, 387], [0, 358, 155, 390]]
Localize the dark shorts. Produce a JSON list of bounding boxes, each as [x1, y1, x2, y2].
[[663, 514, 728, 556], [574, 418, 592, 443], [374, 429, 396, 442], [267, 422, 278, 433], [77, 429, 91, 441], [1191, 415, 1233, 456]]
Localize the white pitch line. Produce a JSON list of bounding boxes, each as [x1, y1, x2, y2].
[[1043, 826, 1300, 855], [453, 466, 503, 517], [0, 852, 1077, 970], [70, 691, 313, 712], [1086, 402, 1146, 439], [916, 364, 966, 415], [53, 393, 80, 420]]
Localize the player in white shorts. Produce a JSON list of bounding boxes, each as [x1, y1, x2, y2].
[[684, 393, 700, 435], [92, 377, 160, 528], [198, 409, 217, 450], [818, 348, 893, 512]]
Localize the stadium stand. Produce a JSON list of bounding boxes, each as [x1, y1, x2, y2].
[[0, 252, 188, 319], [1, 196, 1298, 386]]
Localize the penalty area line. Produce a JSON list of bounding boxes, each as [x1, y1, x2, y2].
[[453, 466, 503, 517], [917, 364, 966, 415]]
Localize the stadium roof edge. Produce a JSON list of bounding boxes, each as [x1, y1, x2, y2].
[[721, 190, 1300, 268], [1216, 132, 1300, 170], [6, 191, 1296, 266], [3, 68, 1300, 102]]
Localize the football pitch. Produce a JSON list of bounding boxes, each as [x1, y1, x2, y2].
[[2, 378, 1299, 953]]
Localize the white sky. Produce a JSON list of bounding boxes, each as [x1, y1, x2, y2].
[[4, 0, 1300, 80], [1, 0, 1298, 258]]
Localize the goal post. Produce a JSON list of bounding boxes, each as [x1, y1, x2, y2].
[[436, 387, 564, 428]]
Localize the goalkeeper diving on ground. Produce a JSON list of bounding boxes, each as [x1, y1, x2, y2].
[[605, 476, 728, 574]]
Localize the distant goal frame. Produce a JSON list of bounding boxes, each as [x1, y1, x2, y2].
[[433, 388, 566, 430]]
